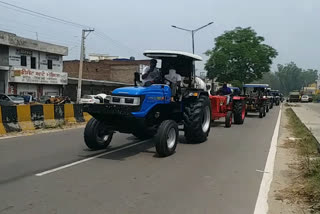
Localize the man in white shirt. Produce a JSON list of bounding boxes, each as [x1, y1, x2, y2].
[[141, 59, 160, 86], [165, 69, 181, 85]]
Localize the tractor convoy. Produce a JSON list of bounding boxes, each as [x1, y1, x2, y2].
[[83, 50, 281, 157]]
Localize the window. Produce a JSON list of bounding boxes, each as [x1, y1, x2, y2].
[[21, 56, 27, 66], [31, 57, 36, 69], [47, 60, 52, 69]]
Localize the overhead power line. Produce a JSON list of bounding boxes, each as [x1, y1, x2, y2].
[[0, 0, 90, 29], [0, 0, 138, 56]]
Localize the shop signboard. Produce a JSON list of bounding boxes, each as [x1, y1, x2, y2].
[[9, 68, 68, 85]]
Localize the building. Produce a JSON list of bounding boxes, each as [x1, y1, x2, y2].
[[63, 59, 149, 100], [88, 53, 121, 61], [317, 78, 320, 94], [0, 31, 68, 97]]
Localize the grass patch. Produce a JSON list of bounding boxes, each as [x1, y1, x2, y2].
[[286, 108, 320, 211]]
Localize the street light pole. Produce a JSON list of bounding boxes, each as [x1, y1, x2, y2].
[[171, 22, 213, 54], [191, 31, 195, 54]]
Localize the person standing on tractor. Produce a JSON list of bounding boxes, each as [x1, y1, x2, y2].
[[141, 59, 160, 86], [218, 82, 232, 104]]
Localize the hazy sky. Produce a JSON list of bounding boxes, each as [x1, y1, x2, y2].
[[0, 0, 319, 74]]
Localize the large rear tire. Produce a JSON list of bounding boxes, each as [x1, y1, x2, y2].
[[233, 101, 245, 124], [154, 120, 178, 157], [84, 118, 113, 150], [270, 101, 273, 109], [184, 95, 211, 143]]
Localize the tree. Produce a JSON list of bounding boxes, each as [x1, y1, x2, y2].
[[301, 69, 318, 87], [252, 71, 280, 90], [205, 27, 278, 84]]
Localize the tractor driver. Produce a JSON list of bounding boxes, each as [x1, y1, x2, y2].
[[219, 82, 232, 104], [141, 59, 161, 86]]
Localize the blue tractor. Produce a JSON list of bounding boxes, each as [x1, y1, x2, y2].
[[83, 50, 212, 157]]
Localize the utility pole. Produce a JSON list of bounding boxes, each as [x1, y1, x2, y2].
[[77, 29, 94, 103]]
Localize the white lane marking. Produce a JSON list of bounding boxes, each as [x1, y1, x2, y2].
[[253, 107, 282, 214], [35, 140, 147, 176], [256, 169, 269, 173]]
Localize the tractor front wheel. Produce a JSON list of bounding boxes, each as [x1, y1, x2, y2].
[[84, 118, 113, 150], [154, 120, 179, 157], [184, 95, 211, 143], [225, 111, 232, 128], [259, 107, 264, 118], [266, 104, 269, 113]]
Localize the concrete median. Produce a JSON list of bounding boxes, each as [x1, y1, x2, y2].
[[0, 104, 92, 135]]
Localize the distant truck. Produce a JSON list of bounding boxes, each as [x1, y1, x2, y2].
[[288, 91, 300, 102]]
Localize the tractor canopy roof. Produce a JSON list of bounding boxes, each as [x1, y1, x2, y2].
[[144, 50, 202, 77], [144, 50, 202, 61], [230, 87, 240, 90], [243, 84, 269, 88]]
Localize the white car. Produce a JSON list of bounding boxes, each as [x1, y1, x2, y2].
[[301, 95, 309, 102], [79, 95, 100, 104]]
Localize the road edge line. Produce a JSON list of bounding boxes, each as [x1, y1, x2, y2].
[[35, 140, 148, 176], [253, 106, 282, 214]]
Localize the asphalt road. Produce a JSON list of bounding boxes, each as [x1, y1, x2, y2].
[[0, 107, 280, 214]]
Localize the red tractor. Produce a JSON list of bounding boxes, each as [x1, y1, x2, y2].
[[209, 87, 246, 128]]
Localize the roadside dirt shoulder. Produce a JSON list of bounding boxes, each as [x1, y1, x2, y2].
[[268, 107, 309, 214]]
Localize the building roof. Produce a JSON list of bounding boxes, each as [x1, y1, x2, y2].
[[144, 50, 202, 61], [0, 31, 68, 56]]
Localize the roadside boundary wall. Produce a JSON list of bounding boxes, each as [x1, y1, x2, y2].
[[0, 104, 92, 135]]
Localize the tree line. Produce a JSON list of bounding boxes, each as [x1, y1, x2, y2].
[[205, 27, 318, 94], [253, 63, 318, 95]]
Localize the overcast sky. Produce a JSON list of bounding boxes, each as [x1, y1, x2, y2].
[[0, 0, 319, 74]]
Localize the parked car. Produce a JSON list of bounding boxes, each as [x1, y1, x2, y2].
[[94, 93, 111, 103], [0, 94, 25, 106], [301, 95, 309, 102], [79, 95, 100, 104], [22, 95, 37, 104], [39, 96, 51, 104]]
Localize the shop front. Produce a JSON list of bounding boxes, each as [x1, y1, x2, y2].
[[8, 67, 67, 98]]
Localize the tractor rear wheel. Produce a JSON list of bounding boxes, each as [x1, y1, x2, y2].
[[259, 107, 264, 118], [225, 111, 232, 128], [233, 101, 245, 124], [184, 95, 211, 143], [154, 120, 178, 157], [84, 118, 113, 150]]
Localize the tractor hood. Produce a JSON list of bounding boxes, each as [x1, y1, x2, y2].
[[112, 85, 166, 96]]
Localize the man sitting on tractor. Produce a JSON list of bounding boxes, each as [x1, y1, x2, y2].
[[218, 82, 232, 104], [141, 59, 161, 86], [165, 69, 182, 100]]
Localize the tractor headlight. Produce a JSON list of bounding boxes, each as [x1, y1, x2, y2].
[[110, 96, 140, 106]]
